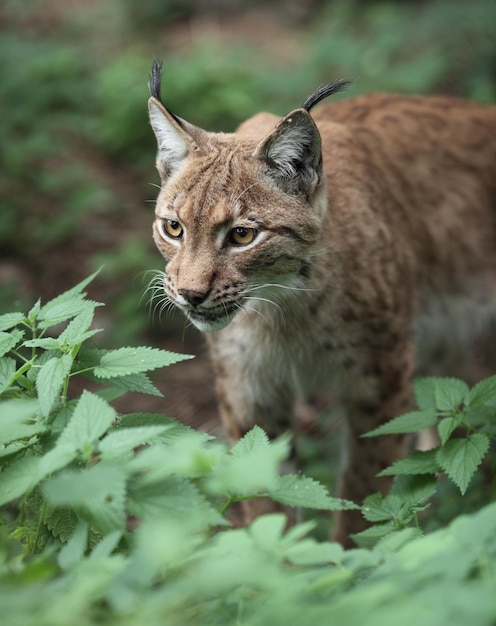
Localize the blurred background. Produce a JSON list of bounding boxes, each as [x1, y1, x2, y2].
[[1, 0, 495, 437]]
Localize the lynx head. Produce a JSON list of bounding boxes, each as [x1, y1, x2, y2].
[[148, 61, 348, 332]]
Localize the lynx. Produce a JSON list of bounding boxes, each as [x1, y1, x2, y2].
[[147, 60, 496, 546]]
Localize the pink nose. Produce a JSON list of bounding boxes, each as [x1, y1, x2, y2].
[[177, 288, 208, 307]]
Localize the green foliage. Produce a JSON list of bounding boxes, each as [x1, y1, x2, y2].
[[0, 278, 495, 625], [358, 376, 496, 547]]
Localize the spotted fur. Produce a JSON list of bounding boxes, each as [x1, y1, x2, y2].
[[147, 63, 496, 546]]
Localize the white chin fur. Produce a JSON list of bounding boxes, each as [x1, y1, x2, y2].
[[187, 311, 236, 333]]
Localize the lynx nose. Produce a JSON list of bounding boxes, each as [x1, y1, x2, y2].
[[177, 288, 208, 307]]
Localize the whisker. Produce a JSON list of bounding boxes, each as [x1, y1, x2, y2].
[[244, 282, 317, 294], [148, 182, 163, 191], [230, 181, 260, 207], [244, 295, 286, 328], [308, 241, 337, 257]]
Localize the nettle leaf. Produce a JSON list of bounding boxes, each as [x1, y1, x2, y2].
[[269, 474, 359, 511], [0, 455, 40, 505], [93, 346, 193, 379], [390, 474, 437, 507], [45, 504, 78, 544], [38, 297, 97, 330], [0, 357, 16, 394], [436, 434, 490, 495], [57, 302, 102, 346], [98, 425, 171, 459], [39, 270, 100, 317], [231, 425, 270, 456], [118, 413, 196, 443], [433, 378, 469, 412], [0, 312, 24, 332], [437, 416, 460, 445], [23, 337, 61, 350], [36, 354, 73, 417], [0, 329, 24, 358], [210, 441, 286, 497], [57, 391, 116, 455], [414, 378, 438, 410], [378, 449, 440, 477], [130, 476, 224, 528], [105, 373, 163, 397], [364, 410, 438, 437], [362, 492, 413, 526], [43, 463, 127, 535], [467, 375, 496, 410]]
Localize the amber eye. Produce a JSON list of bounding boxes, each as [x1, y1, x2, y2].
[[162, 219, 184, 239], [229, 227, 257, 246]]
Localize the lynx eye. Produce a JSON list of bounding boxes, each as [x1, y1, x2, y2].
[[229, 227, 258, 246], [161, 219, 184, 239]]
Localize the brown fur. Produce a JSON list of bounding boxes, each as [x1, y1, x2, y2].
[[148, 76, 496, 546]]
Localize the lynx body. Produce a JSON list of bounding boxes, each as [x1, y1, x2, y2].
[[148, 62, 496, 545]]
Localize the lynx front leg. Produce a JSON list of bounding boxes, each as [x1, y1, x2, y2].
[[332, 344, 413, 547], [208, 335, 297, 524]]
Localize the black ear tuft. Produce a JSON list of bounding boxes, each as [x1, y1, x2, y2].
[[301, 79, 351, 112], [148, 59, 186, 129], [149, 58, 163, 102]]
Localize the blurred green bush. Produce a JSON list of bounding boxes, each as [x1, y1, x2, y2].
[[0, 0, 494, 344]]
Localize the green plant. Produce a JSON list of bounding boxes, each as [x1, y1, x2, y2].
[[358, 376, 496, 544], [1, 275, 496, 626]]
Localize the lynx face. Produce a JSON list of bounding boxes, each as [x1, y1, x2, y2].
[[149, 92, 327, 332]]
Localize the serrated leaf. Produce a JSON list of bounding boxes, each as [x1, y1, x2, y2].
[[437, 416, 459, 445], [0, 329, 24, 357], [38, 297, 93, 330], [364, 410, 438, 437], [0, 357, 16, 394], [39, 270, 100, 314], [105, 372, 163, 397], [434, 378, 469, 412], [56, 391, 116, 454], [378, 449, 440, 476], [414, 378, 438, 410], [43, 463, 127, 534], [98, 425, 171, 458], [0, 455, 40, 505], [130, 476, 224, 528], [0, 312, 24, 332], [231, 425, 270, 456], [269, 474, 359, 511], [45, 505, 78, 544], [436, 434, 490, 495], [210, 437, 285, 496], [93, 346, 193, 378], [27, 299, 41, 321], [58, 302, 101, 346], [36, 354, 73, 417], [361, 492, 402, 522], [351, 522, 396, 547], [118, 413, 196, 442], [467, 375, 496, 410], [390, 474, 437, 506], [23, 337, 61, 350]]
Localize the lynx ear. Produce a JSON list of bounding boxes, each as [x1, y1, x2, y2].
[[253, 109, 323, 196], [148, 97, 201, 177]]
